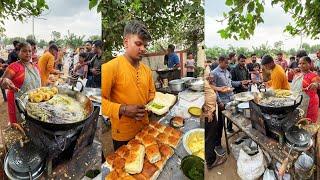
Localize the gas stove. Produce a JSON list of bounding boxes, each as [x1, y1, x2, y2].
[[249, 101, 300, 144], [4, 106, 100, 178], [4, 142, 45, 180]]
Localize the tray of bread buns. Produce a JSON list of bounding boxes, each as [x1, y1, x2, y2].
[[104, 122, 183, 180]]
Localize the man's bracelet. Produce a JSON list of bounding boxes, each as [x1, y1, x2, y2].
[[123, 105, 126, 115]]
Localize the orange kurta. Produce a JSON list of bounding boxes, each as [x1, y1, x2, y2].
[[267, 64, 290, 90], [101, 55, 156, 141], [38, 52, 55, 86]]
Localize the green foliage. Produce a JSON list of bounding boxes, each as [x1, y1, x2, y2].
[[206, 43, 320, 61], [194, 66, 205, 78], [88, 35, 101, 41], [51, 31, 61, 41], [64, 31, 85, 49], [218, 0, 320, 40], [38, 39, 47, 48], [26, 34, 36, 41], [90, 0, 204, 60], [274, 41, 284, 51], [0, 0, 48, 35]]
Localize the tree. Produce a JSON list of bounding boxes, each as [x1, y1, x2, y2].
[[205, 46, 228, 59], [0, 0, 48, 35], [64, 31, 85, 49], [274, 41, 284, 51], [88, 35, 101, 41], [218, 0, 320, 40], [11, 37, 26, 43], [26, 34, 36, 41], [89, 0, 204, 60], [51, 31, 61, 41], [38, 39, 47, 48], [288, 48, 296, 56]]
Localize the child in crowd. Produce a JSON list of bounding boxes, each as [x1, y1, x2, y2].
[[251, 63, 262, 83], [73, 52, 88, 79]]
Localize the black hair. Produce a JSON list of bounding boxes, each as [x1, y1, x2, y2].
[[277, 52, 283, 55], [168, 44, 175, 51], [253, 63, 260, 68], [187, 52, 193, 56], [289, 56, 295, 60], [296, 50, 308, 59], [251, 53, 256, 57], [13, 40, 20, 47], [48, 41, 55, 46], [238, 54, 246, 61], [229, 52, 236, 59], [85, 41, 93, 45], [93, 40, 103, 49], [218, 55, 227, 62], [48, 44, 59, 52], [123, 20, 152, 42], [261, 55, 274, 65], [26, 39, 36, 46], [300, 56, 312, 64], [79, 52, 87, 60], [18, 42, 31, 50]]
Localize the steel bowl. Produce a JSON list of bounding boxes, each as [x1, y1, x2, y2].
[[188, 78, 204, 91], [169, 79, 185, 92]]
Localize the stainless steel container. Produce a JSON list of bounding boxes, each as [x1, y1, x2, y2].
[[169, 79, 185, 92], [189, 79, 204, 91], [237, 102, 250, 118], [155, 82, 161, 89], [243, 108, 251, 118]]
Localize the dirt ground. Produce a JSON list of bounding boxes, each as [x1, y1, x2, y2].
[[205, 128, 241, 180]]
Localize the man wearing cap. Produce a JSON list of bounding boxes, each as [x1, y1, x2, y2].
[[261, 55, 290, 90]]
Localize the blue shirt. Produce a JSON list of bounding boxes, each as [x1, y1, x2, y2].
[[167, 53, 180, 68], [210, 66, 241, 104]]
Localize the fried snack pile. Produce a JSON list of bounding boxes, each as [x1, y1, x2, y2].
[[28, 87, 59, 103], [274, 89, 291, 98]]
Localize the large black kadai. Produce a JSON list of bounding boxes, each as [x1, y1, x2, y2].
[[4, 106, 100, 178]]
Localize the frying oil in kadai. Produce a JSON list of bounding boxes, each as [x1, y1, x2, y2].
[[26, 94, 86, 123]]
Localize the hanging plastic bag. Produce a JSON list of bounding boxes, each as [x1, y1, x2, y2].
[[237, 147, 266, 180], [294, 153, 315, 179], [263, 169, 276, 180]]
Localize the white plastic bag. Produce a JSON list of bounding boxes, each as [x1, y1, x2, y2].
[[251, 84, 259, 93], [237, 147, 266, 180], [230, 136, 250, 160], [263, 169, 276, 180], [295, 153, 313, 170], [76, 78, 87, 91]]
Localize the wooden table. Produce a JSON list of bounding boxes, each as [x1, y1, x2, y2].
[[222, 110, 301, 169]]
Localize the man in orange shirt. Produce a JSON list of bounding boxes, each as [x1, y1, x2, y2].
[[261, 55, 290, 90], [38, 44, 62, 86], [101, 20, 155, 150]]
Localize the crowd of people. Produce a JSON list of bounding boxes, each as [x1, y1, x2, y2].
[[0, 38, 106, 126], [203, 50, 320, 169]]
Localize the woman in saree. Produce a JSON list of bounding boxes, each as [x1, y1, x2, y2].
[[0, 42, 41, 125], [291, 56, 320, 123]]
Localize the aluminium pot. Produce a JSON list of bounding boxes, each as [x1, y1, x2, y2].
[[169, 79, 185, 92], [188, 78, 204, 91]]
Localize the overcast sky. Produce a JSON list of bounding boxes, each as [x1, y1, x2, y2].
[[3, 0, 101, 41], [205, 0, 319, 50]]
